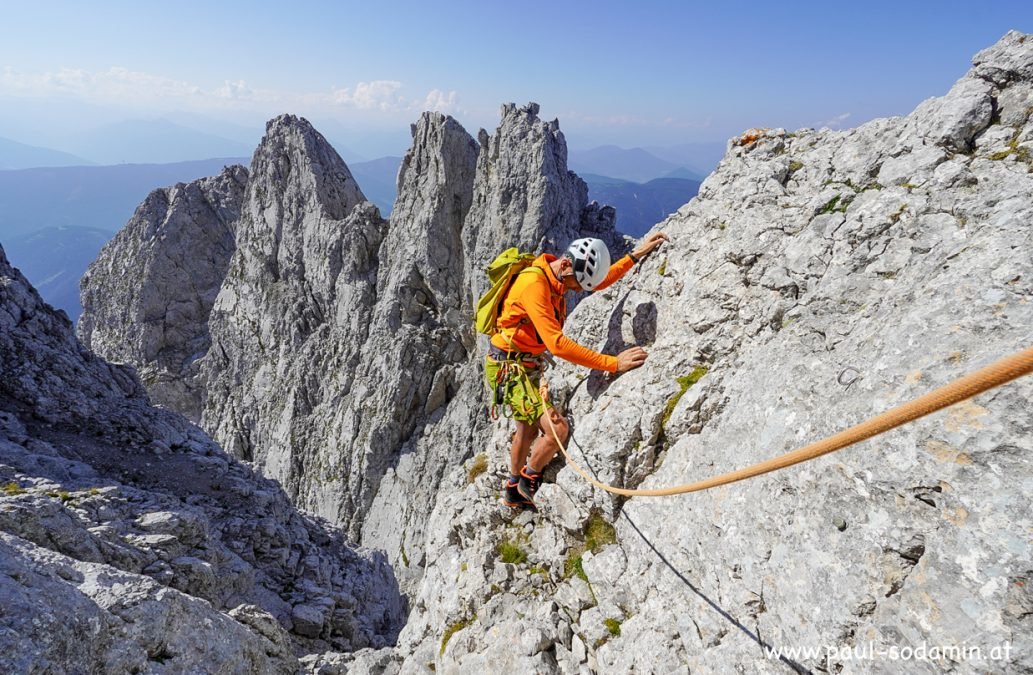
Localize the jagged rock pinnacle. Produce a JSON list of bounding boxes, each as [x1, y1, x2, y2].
[[79, 165, 248, 420]]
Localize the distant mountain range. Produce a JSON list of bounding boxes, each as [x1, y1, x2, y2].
[[568, 143, 726, 184], [0, 136, 93, 169], [643, 142, 728, 178], [569, 145, 701, 183], [62, 119, 256, 165], [3, 226, 112, 321], [0, 145, 708, 319], [347, 156, 401, 215], [0, 118, 259, 167], [581, 174, 701, 237], [0, 158, 251, 238]]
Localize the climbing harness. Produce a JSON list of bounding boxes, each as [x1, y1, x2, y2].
[[540, 345, 1033, 497], [486, 345, 548, 421]]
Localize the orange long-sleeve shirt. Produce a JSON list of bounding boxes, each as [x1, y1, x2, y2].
[[490, 253, 635, 372]]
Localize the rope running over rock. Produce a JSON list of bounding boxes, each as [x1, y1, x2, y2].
[[541, 346, 1033, 497]]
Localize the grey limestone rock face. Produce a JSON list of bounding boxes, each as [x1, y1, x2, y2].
[[109, 105, 624, 561], [65, 32, 1033, 673], [79, 164, 248, 421], [0, 533, 296, 675], [200, 115, 387, 538], [376, 32, 1033, 673], [198, 112, 481, 548], [463, 102, 628, 306], [393, 110, 480, 323], [0, 244, 404, 672]]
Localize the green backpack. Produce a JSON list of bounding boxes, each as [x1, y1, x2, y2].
[[474, 248, 545, 336]]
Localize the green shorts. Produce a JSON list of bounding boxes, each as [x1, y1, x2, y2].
[[484, 355, 551, 424]]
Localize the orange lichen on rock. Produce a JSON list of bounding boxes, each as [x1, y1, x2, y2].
[[734, 128, 769, 146]]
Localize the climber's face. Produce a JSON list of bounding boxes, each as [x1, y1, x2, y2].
[[558, 257, 582, 291]]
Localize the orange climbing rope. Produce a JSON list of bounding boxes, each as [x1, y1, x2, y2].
[[541, 345, 1033, 497]]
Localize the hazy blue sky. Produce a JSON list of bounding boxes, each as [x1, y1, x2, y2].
[[2, 0, 1032, 155]]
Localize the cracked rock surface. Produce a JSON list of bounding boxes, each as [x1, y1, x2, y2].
[[0, 244, 404, 673], [80, 165, 248, 422], [80, 106, 627, 562], [65, 32, 1033, 674], [340, 32, 1032, 674]]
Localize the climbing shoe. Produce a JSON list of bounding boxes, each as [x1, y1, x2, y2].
[[503, 477, 536, 511], [517, 466, 543, 504]]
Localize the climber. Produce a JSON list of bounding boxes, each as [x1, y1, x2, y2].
[[485, 232, 669, 510]]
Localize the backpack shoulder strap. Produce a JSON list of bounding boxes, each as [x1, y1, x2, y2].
[[506, 264, 566, 346]]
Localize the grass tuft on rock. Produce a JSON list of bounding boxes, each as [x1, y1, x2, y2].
[[988, 134, 1032, 164], [562, 513, 617, 585], [563, 551, 588, 582], [529, 565, 552, 583], [818, 194, 849, 214], [466, 453, 488, 483], [661, 367, 709, 428], [584, 513, 616, 553], [498, 539, 527, 565], [440, 616, 475, 656]]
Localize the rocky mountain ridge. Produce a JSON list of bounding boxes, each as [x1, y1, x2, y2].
[[33, 29, 1033, 674], [81, 104, 628, 556], [0, 243, 404, 673], [372, 31, 1032, 674], [337, 31, 1030, 673]]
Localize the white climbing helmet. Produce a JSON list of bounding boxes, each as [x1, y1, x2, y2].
[[566, 237, 611, 290]]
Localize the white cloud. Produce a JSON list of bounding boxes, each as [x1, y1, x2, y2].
[[215, 79, 253, 100], [1, 66, 204, 103], [0, 67, 457, 120], [331, 80, 403, 110], [418, 89, 459, 114], [814, 112, 851, 130]]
